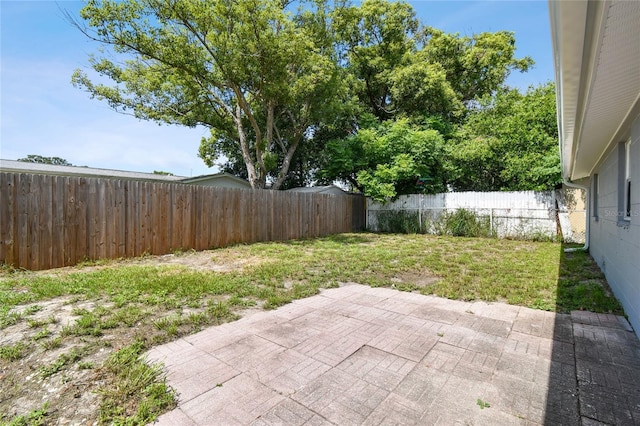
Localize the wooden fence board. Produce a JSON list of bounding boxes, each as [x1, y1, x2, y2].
[[115, 179, 126, 258], [0, 174, 14, 266], [39, 174, 53, 269], [26, 175, 40, 269], [1, 173, 365, 270]]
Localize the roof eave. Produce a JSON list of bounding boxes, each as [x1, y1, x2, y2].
[[549, 0, 601, 181]]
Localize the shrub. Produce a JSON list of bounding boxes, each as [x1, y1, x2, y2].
[[375, 210, 421, 234], [440, 209, 492, 238]]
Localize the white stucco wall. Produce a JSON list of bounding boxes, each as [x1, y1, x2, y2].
[[590, 114, 640, 334]]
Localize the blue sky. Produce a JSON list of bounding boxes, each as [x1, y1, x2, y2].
[[1, 0, 553, 177]]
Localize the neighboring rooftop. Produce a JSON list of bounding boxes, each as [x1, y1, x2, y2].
[[0, 159, 256, 190], [0, 159, 186, 182], [181, 173, 252, 188], [287, 185, 350, 195]]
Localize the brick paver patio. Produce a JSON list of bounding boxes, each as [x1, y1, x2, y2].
[[148, 284, 640, 425]]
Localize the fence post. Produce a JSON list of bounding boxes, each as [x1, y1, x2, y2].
[[418, 195, 423, 233], [365, 197, 369, 231], [490, 208, 494, 237]]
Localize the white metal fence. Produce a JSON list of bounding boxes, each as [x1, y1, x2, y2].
[[366, 189, 586, 242]]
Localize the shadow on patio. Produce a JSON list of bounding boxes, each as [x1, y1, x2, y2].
[[545, 245, 640, 424]]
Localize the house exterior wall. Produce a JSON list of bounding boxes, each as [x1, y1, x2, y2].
[[590, 114, 640, 333]]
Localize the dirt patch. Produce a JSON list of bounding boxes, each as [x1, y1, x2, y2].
[[391, 270, 440, 287], [132, 249, 268, 272], [0, 247, 273, 424], [1, 297, 116, 425]]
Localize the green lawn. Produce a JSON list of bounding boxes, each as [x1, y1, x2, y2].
[[0, 233, 623, 425]]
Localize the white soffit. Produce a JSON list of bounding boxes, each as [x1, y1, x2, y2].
[[572, 0, 640, 180], [550, 0, 589, 180]]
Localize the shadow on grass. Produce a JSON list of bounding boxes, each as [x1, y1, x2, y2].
[[545, 244, 640, 424]]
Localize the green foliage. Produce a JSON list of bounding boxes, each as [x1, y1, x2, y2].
[[332, 0, 530, 121], [4, 403, 50, 426], [375, 210, 421, 234], [322, 118, 446, 200], [72, 0, 545, 190], [39, 349, 84, 379], [439, 209, 492, 238], [373, 208, 491, 237], [98, 341, 176, 425], [448, 82, 561, 191], [0, 342, 27, 362], [73, 0, 343, 190], [17, 155, 72, 166], [476, 399, 491, 409], [421, 28, 533, 104]]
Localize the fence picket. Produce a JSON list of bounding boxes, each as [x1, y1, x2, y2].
[[0, 173, 365, 270]]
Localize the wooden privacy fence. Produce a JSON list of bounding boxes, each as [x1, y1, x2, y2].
[[0, 173, 366, 271]]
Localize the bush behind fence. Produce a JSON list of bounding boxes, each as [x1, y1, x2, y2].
[[368, 190, 585, 242], [0, 173, 366, 271]]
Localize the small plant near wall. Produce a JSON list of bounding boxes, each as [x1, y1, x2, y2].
[[440, 209, 492, 238], [375, 210, 422, 234]]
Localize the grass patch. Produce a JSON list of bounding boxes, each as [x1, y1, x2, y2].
[[0, 233, 623, 425], [31, 328, 51, 341], [2, 403, 50, 426], [39, 348, 84, 379], [556, 248, 621, 313], [40, 337, 62, 351], [0, 342, 27, 362], [98, 341, 176, 425]]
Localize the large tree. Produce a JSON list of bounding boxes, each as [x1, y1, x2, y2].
[[72, 0, 342, 189], [420, 28, 534, 105], [447, 82, 561, 191], [321, 117, 447, 200], [331, 0, 532, 123], [314, 0, 538, 199]]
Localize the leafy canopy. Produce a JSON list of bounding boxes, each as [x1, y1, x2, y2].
[[71, 0, 556, 197], [448, 82, 561, 191], [322, 117, 446, 200], [72, 0, 343, 189], [18, 155, 73, 166], [315, 0, 537, 200]]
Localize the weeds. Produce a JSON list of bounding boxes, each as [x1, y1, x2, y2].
[[23, 305, 42, 316], [27, 316, 56, 329], [0, 311, 22, 330], [376, 210, 422, 234], [3, 403, 50, 426], [39, 349, 84, 379], [372, 208, 557, 241], [40, 337, 62, 351], [31, 329, 51, 341], [477, 399, 491, 409], [0, 342, 27, 362], [98, 341, 176, 425]]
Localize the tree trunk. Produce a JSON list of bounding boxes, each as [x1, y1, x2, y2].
[[235, 104, 263, 188], [272, 134, 301, 190]]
